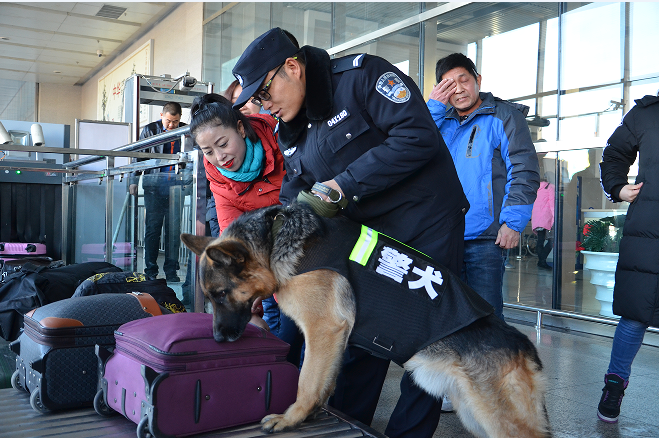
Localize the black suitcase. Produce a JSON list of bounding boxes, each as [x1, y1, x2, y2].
[[9, 292, 163, 413], [0, 262, 121, 341], [73, 271, 186, 313], [1, 257, 55, 282]]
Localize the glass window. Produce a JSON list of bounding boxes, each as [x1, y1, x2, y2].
[[542, 17, 559, 93], [202, 3, 270, 93], [203, 3, 227, 21], [629, 80, 659, 102], [561, 3, 621, 90], [556, 147, 627, 317], [559, 84, 622, 140], [630, 2, 659, 79], [271, 3, 332, 49], [335, 25, 422, 86], [332, 3, 421, 46], [481, 23, 539, 100]]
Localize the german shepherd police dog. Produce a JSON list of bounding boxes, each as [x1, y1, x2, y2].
[[181, 203, 551, 438]]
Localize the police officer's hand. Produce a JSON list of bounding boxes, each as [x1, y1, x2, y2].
[[619, 182, 643, 203], [129, 184, 138, 196], [495, 223, 520, 249], [429, 78, 457, 105], [312, 179, 345, 203]]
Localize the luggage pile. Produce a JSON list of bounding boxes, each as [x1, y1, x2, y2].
[[10, 292, 163, 412], [0, 242, 52, 282], [4, 266, 299, 438], [0, 261, 122, 342]]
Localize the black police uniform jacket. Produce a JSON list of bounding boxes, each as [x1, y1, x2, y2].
[[295, 213, 493, 366], [278, 47, 469, 248], [600, 94, 659, 326]]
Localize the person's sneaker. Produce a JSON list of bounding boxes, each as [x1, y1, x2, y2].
[[597, 373, 627, 423], [440, 394, 454, 413]]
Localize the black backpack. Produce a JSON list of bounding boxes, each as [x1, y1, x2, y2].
[[73, 271, 186, 314], [0, 262, 122, 341]]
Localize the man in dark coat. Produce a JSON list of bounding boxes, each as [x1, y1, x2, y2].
[[597, 92, 659, 424], [231, 28, 469, 438], [129, 102, 187, 283]]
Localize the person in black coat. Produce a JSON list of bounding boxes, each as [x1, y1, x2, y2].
[[129, 102, 187, 283], [597, 92, 659, 424], [231, 28, 470, 438]]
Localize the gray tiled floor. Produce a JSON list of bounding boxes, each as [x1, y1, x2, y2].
[[370, 319, 659, 438]]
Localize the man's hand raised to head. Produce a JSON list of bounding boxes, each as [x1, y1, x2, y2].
[[429, 78, 457, 105]]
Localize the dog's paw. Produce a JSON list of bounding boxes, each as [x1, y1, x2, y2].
[[260, 414, 299, 433]]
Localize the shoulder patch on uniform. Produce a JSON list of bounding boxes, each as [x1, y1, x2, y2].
[[376, 72, 411, 104], [331, 54, 366, 73]]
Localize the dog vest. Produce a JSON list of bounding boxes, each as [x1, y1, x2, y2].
[[295, 216, 493, 366]]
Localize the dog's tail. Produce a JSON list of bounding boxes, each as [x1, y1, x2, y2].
[[406, 315, 551, 438]]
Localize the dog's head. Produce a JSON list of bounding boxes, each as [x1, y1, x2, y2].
[[181, 234, 277, 343]]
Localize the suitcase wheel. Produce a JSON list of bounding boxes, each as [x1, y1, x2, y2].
[[137, 416, 155, 438], [29, 389, 50, 414], [10, 370, 24, 392], [93, 390, 116, 417]]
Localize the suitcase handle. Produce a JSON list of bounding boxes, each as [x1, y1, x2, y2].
[[127, 292, 163, 316]]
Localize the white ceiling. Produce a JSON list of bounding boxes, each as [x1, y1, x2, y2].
[[0, 2, 178, 87]]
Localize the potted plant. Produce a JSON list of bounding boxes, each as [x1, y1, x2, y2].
[[578, 215, 626, 318]]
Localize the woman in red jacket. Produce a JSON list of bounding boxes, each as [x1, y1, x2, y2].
[[190, 93, 284, 332], [189, 93, 285, 233]]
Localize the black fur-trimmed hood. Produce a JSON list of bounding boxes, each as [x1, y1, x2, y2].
[[278, 46, 334, 149]]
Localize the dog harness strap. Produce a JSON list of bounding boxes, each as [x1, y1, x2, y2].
[[311, 182, 349, 209]]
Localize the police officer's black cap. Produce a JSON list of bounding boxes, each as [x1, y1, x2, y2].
[[232, 28, 298, 109]]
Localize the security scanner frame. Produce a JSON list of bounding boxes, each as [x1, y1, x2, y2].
[[1, 127, 207, 313], [123, 73, 214, 141]]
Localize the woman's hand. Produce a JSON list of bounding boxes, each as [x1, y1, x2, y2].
[[251, 296, 264, 317], [619, 182, 643, 203]]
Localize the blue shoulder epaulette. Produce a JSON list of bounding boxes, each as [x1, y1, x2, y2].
[[331, 54, 365, 74]]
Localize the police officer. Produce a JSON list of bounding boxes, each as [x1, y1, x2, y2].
[[232, 28, 470, 438]]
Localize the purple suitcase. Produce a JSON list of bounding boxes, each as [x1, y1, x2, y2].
[[0, 242, 46, 255], [95, 313, 299, 437]]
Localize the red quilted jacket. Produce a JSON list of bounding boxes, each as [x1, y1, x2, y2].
[[204, 114, 285, 233]]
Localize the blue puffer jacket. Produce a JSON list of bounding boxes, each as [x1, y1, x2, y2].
[[427, 92, 539, 240]]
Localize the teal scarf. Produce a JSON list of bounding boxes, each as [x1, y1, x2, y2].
[[216, 137, 265, 182]]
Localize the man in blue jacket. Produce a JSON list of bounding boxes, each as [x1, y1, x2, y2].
[[427, 53, 539, 321]]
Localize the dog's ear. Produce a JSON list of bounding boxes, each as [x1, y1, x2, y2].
[[180, 233, 215, 256], [206, 240, 250, 271]]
